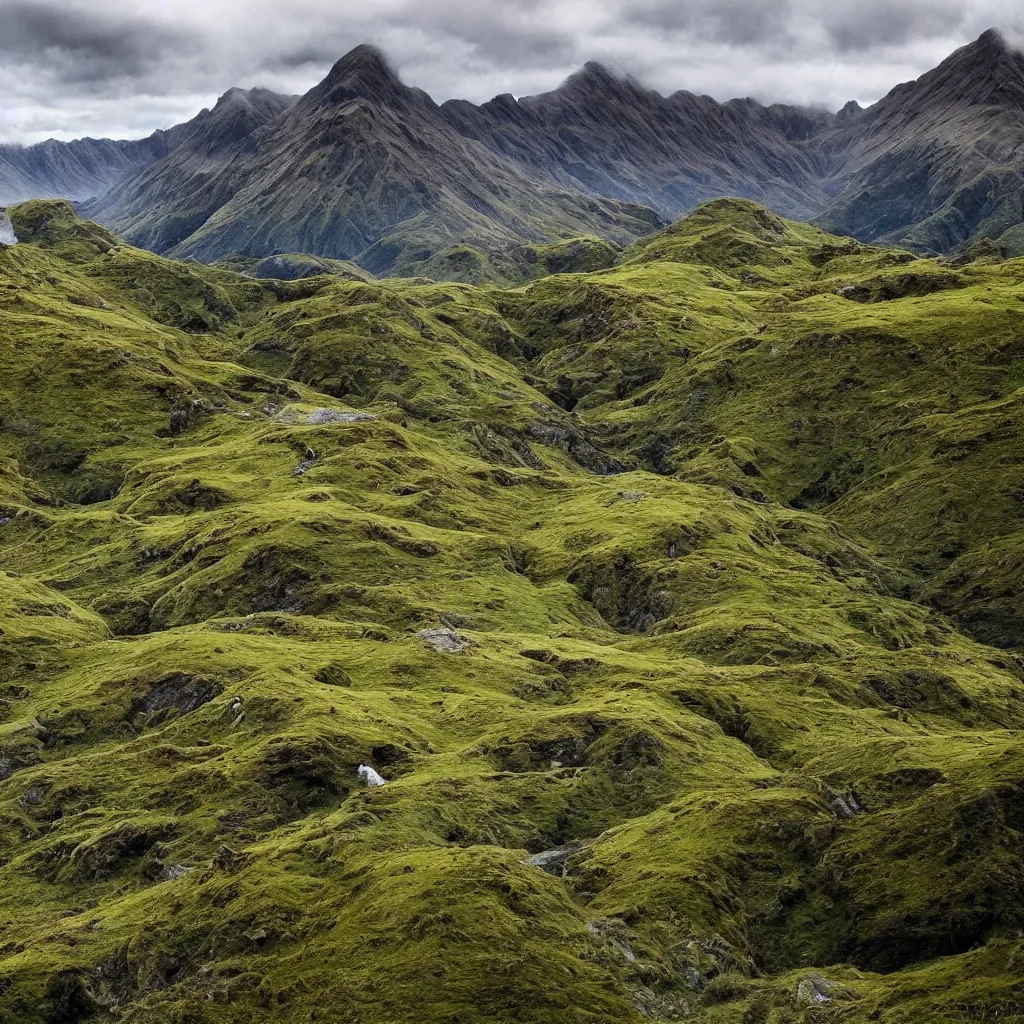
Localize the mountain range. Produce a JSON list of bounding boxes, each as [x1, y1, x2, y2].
[[3, 29, 1024, 277]]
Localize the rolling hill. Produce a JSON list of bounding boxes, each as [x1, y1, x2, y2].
[[0, 197, 1022, 1023]]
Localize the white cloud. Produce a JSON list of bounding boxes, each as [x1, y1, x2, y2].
[[0, 0, 1020, 143]]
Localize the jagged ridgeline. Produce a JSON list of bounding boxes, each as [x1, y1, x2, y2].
[[1, 197, 1023, 1023], [8, 30, 1024, 282]]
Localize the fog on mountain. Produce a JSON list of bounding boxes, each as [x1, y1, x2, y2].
[[3, 29, 1024, 280]]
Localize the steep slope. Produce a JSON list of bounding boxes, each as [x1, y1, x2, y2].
[[80, 87, 298, 255], [17, 29, 1024, 273], [0, 133, 171, 206], [441, 63, 834, 219], [0, 87, 296, 212], [85, 47, 662, 276], [816, 29, 1024, 251], [1, 200, 1023, 1024]]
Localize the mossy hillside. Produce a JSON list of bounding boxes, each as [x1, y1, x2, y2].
[[0, 199, 1023, 1023], [212, 253, 375, 284], [483, 199, 1024, 645], [395, 237, 623, 287]]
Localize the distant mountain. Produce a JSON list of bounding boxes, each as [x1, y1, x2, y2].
[[814, 29, 1024, 252], [80, 87, 298, 253], [12, 29, 1024, 274], [83, 46, 661, 274], [440, 62, 835, 220], [0, 133, 171, 206], [0, 87, 295, 210]]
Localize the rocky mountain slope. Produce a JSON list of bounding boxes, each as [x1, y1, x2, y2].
[[11, 30, 1024, 277], [80, 29, 1024, 276], [74, 87, 300, 257], [0, 87, 296, 211], [0, 198, 1022, 1023], [438, 61, 834, 220], [83, 46, 661, 276], [0, 133, 171, 207], [815, 28, 1024, 253]]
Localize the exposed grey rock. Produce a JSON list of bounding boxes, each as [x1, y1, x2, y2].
[[831, 792, 863, 819], [213, 844, 252, 872], [796, 975, 835, 1005], [307, 408, 377, 425], [169, 399, 213, 436], [19, 782, 48, 807], [417, 628, 468, 653], [683, 966, 704, 988], [0, 745, 41, 781], [291, 445, 318, 474], [525, 842, 584, 876], [130, 674, 223, 724], [606, 489, 645, 506], [0, 209, 17, 247]]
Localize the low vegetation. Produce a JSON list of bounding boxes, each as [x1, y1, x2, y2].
[[0, 197, 1022, 1023]]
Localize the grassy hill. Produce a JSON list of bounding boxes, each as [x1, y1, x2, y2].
[[0, 198, 1022, 1024]]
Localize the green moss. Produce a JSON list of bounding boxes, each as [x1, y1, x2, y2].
[[1, 199, 1023, 1023]]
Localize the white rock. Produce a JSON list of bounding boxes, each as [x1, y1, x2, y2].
[[357, 764, 387, 787], [0, 210, 17, 247]]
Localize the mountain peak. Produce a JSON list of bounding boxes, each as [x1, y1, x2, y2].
[[976, 27, 1010, 52], [867, 24, 1024, 118], [214, 86, 251, 108], [953, 26, 1022, 70], [318, 45, 402, 99], [578, 61, 616, 81], [555, 61, 644, 102]]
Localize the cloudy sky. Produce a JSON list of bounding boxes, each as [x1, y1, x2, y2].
[[1, 0, 1022, 144]]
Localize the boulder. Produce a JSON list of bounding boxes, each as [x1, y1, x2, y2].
[[796, 975, 834, 1005], [525, 842, 584, 876], [357, 764, 387, 787], [417, 628, 469, 653], [307, 408, 376, 425]]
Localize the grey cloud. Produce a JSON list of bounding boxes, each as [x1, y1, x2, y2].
[[378, 0, 578, 67], [620, 0, 796, 46], [0, 1, 199, 83], [819, 0, 970, 52], [0, 0, 1020, 144]]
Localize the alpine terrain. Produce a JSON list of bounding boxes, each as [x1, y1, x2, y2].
[[4, 31, 1024, 279], [1, 18, 1024, 1024], [1, 186, 1023, 1022]]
